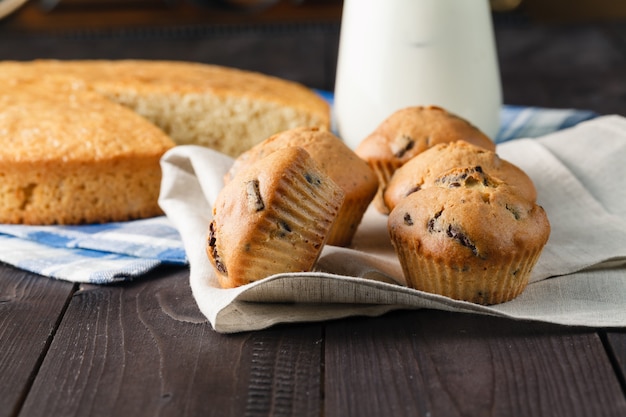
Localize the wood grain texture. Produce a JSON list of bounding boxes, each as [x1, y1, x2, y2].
[[495, 20, 626, 115], [17, 266, 322, 417], [324, 310, 626, 417], [0, 263, 75, 417], [605, 331, 626, 395], [242, 326, 323, 417], [0, 26, 340, 92]]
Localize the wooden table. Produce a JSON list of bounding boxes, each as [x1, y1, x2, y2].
[[3, 262, 626, 417], [2, 13, 626, 417]]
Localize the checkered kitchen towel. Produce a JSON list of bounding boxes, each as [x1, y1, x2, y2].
[[496, 105, 597, 143], [0, 217, 186, 283], [0, 103, 597, 284]]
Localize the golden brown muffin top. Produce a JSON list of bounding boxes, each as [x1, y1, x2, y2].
[[226, 126, 378, 195], [355, 106, 495, 165], [388, 184, 550, 263], [384, 140, 537, 212]]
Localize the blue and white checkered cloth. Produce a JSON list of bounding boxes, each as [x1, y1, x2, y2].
[[496, 105, 596, 143], [0, 103, 597, 284], [0, 217, 186, 283]]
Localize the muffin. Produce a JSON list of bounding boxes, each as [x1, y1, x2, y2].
[[388, 175, 550, 305], [355, 106, 495, 213], [225, 127, 378, 246], [207, 146, 345, 288], [384, 140, 537, 212]]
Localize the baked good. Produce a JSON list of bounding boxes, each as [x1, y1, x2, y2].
[[355, 106, 495, 213], [207, 146, 345, 288], [0, 76, 175, 224], [384, 140, 537, 212], [0, 59, 331, 157], [225, 127, 378, 246], [388, 175, 550, 305], [0, 59, 329, 225]]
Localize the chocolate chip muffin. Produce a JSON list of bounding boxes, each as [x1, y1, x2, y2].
[[355, 106, 495, 213], [225, 126, 378, 247], [384, 140, 537, 212], [207, 146, 345, 288], [388, 174, 550, 305]]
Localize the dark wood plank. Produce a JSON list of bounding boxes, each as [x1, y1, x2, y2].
[[18, 266, 322, 417], [605, 21, 626, 52], [325, 310, 626, 417], [239, 325, 322, 417], [0, 264, 75, 417], [605, 331, 626, 395], [0, 25, 341, 91], [495, 20, 626, 116]]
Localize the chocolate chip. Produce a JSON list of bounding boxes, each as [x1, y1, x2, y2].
[[505, 204, 521, 220], [208, 221, 227, 274], [246, 179, 264, 212], [435, 166, 493, 189], [393, 135, 415, 158], [279, 220, 292, 233], [274, 220, 293, 238], [208, 222, 217, 247], [403, 213, 413, 226], [427, 210, 443, 233], [446, 224, 479, 257], [304, 172, 322, 186]]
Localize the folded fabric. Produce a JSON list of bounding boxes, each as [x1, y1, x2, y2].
[[496, 105, 597, 143], [0, 217, 186, 283], [0, 104, 598, 283], [159, 115, 626, 333]]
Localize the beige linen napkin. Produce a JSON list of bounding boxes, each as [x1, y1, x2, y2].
[[159, 115, 626, 333]]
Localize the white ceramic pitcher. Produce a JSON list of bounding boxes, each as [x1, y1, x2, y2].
[[334, 0, 502, 149]]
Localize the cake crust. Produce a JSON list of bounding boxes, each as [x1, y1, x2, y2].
[[0, 59, 331, 157], [0, 77, 175, 224]]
